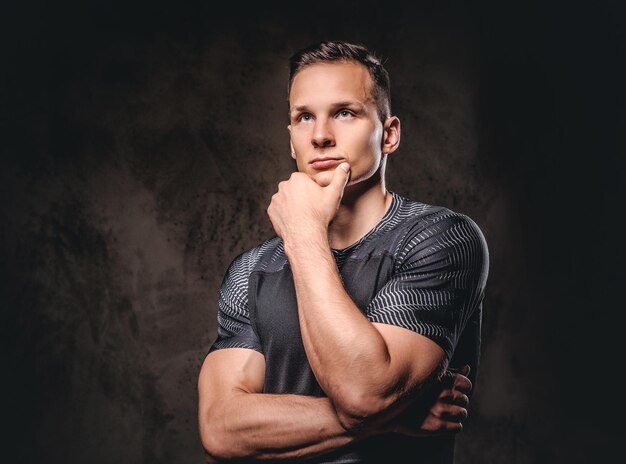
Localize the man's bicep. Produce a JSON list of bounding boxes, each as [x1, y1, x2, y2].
[[198, 348, 266, 457], [199, 348, 266, 407], [372, 322, 446, 391]]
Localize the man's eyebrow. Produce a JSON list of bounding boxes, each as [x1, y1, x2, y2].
[[331, 100, 367, 110], [290, 101, 367, 114], [290, 105, 309, 113]]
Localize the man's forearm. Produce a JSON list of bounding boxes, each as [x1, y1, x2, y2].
[[201, 391, 363, 462], [284, 235, 404, 425]]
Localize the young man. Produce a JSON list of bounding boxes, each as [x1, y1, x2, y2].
[[198, 41, 489, 463]]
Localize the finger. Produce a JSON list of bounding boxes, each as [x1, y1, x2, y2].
[[434, 403, 468, 422], [329, 162, 351, 193], [437, 388, 469, 407], [454, 373, 472, 394], [461, 364, 470, 376], [445, 389, 470, 407], [420, 415, 463, 435], [445, 406, 468, 422]]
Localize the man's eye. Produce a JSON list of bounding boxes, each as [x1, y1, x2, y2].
[[338, 110, 353, 118], [299, 113, 312, 122]]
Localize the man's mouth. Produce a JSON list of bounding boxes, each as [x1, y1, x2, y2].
[[310, 157, 343, 170]]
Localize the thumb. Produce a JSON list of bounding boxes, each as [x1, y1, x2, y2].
[[329, 162, 351, 193], [461, 364, 471, 376]]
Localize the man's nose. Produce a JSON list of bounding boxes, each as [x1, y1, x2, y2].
[[312, 118, 335, 148]]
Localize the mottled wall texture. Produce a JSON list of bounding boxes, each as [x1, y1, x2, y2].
[[2, 1, 624, 463]]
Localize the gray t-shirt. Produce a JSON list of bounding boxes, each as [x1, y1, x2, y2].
[[209, 192, 489, 463]]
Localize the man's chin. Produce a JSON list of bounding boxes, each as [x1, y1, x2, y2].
[[310, 170, 334, 187]]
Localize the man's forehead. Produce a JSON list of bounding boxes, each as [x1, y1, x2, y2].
[[289, 62, 375, 108]]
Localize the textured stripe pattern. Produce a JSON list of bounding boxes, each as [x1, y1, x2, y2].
[[210, 192, 488, 360], [209, 242, 268, 353], [365, 205, 489, 358]]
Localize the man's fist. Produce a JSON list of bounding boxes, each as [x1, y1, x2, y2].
[[267, 163, 351, 244]]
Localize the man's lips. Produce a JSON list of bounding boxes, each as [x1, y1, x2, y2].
[[310, 157, 343, 170]]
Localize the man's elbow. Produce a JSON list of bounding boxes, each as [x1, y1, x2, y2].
[[333, 389, 390, 432], [200, 428, 227, 462], [200, 423, 244, 463]]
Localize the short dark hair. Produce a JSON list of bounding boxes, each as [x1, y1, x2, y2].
[[288, 40, 392, 122]]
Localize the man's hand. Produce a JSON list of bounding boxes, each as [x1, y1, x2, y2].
[[393, 365, 473, 437], [267, 163, 351, 243]]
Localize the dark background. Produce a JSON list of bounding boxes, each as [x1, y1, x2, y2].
[[1, 0, 624, 462]]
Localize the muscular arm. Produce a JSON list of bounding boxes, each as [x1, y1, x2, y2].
[[199, 248, 362, 462], [198, 347, 470, 462], [198, 348, 363, 462], [285, 237, 446, 432], [201, 162, 482, 459], [268, 165, 448, 431]]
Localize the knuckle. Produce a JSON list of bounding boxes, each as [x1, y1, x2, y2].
[[457, 383, 471, 394], [454, 374, 471, 389], [440, 389, 454, 403], [451, 390, 464, 403], [441, 404, 455, 415]]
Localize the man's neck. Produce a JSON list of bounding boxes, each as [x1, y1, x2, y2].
[[328, 175, 392, 250]]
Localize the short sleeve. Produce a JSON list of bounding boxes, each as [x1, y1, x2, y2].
[[366, 213, 489, 360], [208, 251, 263, 354]]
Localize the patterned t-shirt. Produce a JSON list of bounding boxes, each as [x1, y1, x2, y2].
[[209, 191, 489, 463]]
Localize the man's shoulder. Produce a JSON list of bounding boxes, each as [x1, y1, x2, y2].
[[389, 194, 489, 282], [227, 236, 286, 276], [391, 193, 488, 247], [392, 193, 473, 227]]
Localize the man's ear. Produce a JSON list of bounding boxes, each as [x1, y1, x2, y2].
[[288, 127, 297, 159], [381, 117, 401, 155]]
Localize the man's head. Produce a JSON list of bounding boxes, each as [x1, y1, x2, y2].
[[286, 40, 400, 189], [288, 40, 392, 123]]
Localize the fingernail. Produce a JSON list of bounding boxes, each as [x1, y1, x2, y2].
[[339, 162, 350, 172]]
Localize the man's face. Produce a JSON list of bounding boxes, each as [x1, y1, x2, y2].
[[288, 61, 386, 187]]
